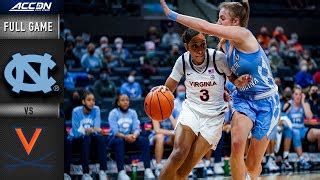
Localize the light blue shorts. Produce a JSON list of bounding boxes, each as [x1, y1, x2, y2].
[[283, 127, 309, 148], [231, 91, 280, 140]]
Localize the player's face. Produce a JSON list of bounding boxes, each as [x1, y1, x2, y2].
[[118, 94, 130, 110], [187, 34, 207, 63], [218, 8, 236, 26], [293, 89, 302, 103], [83, 94, 95, 110]]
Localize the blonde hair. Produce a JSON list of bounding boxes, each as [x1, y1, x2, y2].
[[217, 1, 250, 50]]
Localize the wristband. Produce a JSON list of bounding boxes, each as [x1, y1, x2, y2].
[[168, 10, 178, 21]]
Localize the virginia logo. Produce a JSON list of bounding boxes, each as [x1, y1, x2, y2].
[[4, 53, 57, 94], [15, 128, 42, 155]]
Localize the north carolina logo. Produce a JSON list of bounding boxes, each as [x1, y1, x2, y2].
[[4, 53, 57, 93]]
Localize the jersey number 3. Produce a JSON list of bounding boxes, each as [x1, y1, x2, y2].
[[200, 89, 209, 101]]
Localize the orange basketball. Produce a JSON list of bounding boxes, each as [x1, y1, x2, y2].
[[144, 88, 174, 121]]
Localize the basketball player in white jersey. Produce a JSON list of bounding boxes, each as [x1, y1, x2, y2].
[[154, 28, 250, 180]]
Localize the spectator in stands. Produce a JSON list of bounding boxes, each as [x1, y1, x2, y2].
[[62, 28, 74, 42], [92, 68, 117, 99], [81, 43, 102, 71], [273, 26, 288, 44], [268, 46, 284, 74], [146, 26, 161, 46], [107, 94, 155, 180], [300, 49, 318, 74], [95, 36, 109, 61], [256, 26, 271, 50], [314, 70, 320, 84], [272, 26, 288, 55], [282, 87, 320, 170], [140, 41, 158, 76], [65, 41, 80, 69], [287, 33, 304, 55], [285, 40, 300, 69], [73, 36, 87, 61], [64, 66, 93, 90], [161, 22, 182, 47], [120, 71, 142, 98], [308, 85, 320, 118], [65, 91, 108, 180], [113, 37, 131, 63], [295, 60, 314, 89], [82, 32, 91, 44], [99, 43, 117, 69], [281, 87, 293, 107], [164, 44, 180, 67]]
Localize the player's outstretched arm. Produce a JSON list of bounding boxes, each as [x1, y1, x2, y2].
[[160, 0, 250, 43]]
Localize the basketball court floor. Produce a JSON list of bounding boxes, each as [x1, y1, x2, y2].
[[204, 171, 320, 180]]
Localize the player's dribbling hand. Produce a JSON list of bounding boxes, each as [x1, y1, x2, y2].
[[151, 85, 169, 93], [160, 0, 170, 16], [234, 74, 252, 89]]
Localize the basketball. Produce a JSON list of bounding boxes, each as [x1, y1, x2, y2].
[[144, 87, 174, 121]]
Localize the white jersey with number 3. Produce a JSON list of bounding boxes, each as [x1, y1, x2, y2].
[[170, 48, 230, 116]]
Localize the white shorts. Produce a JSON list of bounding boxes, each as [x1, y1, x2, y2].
[[175, 102, 224, 150]]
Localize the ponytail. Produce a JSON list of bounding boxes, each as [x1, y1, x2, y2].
[[217, 1, 250, 49]]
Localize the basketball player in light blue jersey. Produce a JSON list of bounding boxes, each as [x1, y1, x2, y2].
[[160, 0, 280, 179], [282, 87, 320, 170]]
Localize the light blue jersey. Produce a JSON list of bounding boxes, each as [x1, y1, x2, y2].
[[69, 106, 101, 138], [287, 102, 305, 128], [226, 40, 277, 98], [283, 102, 308, 148], [108, 108, 141, 136], [225, 40, 280, 140]]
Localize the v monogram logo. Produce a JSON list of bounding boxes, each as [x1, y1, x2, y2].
[[15, 128, 42, 155]]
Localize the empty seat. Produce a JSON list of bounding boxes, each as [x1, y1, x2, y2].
[[112, 67, 132, 76], [149, 76, 167, 86], [157, 67, 172, 76]]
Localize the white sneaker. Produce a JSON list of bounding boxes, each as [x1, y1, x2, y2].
[[144, 168, 155, 179], [245, 173, 251, 180], [265, 158, 279, 171], [275, 126, 283, 153], [118, 170, 130, 180], [64, 173, 72, 180], [206, 168, 214, 176], [155, 163, 163, 177], [214, 163, 224, 175], [82, 174, 93, 180], [99, 170, 108, 180], [204, 160, 211, 167], [270, 159, 280, 171]]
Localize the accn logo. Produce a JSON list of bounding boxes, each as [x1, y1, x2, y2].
[[4, 53, 57, 94], [9, 2, 52, 12]]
